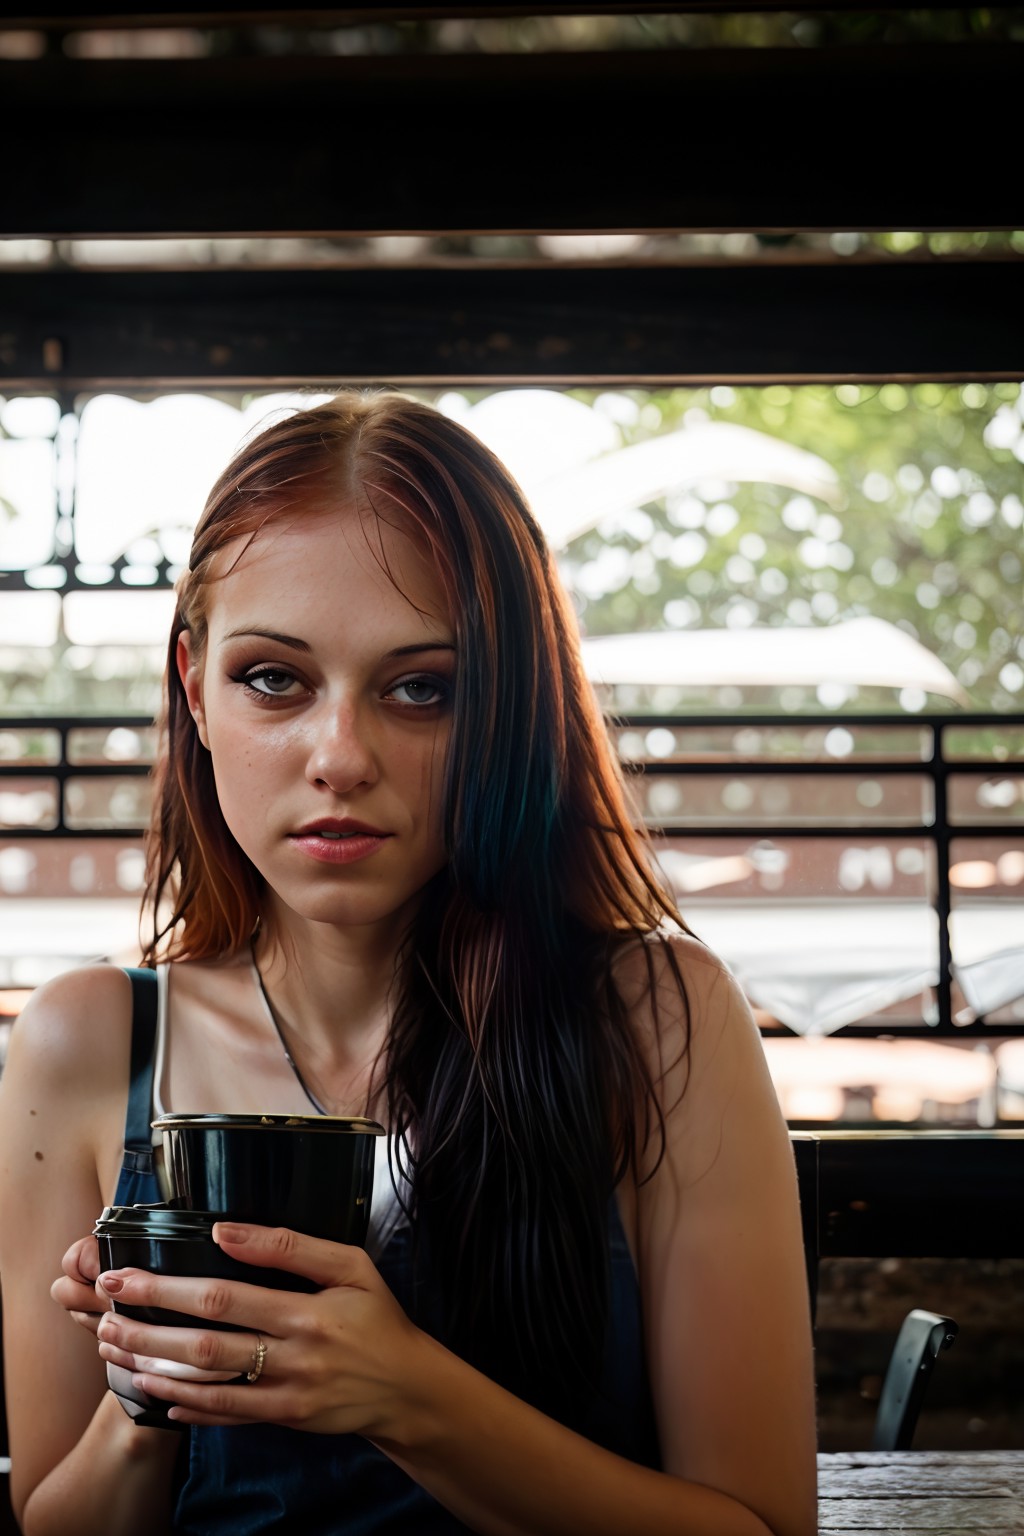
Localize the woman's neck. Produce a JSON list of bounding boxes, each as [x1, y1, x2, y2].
[[251, 905, 410, 1096]]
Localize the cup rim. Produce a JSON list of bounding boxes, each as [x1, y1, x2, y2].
[[151, 1112, 385, 1134], [93, 1203, 221, 1238]]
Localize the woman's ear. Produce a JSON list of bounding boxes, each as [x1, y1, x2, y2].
[[176, 631, 211, 750]]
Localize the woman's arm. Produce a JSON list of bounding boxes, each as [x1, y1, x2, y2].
[[96, 937, 815, 1536], [384, 936, 817, 1536], [631, 936, 818, 1536], [0, 967, 180, 1536], [97, 1216, 804, 1536]]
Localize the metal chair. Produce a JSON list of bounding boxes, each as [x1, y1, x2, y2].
[[871, 1309, 958, 1450]]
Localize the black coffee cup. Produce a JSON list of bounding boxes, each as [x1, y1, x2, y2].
[[97, 1112, 383, 1428], [94, 1202, 319, 1430], [152, 1111, 384, 1244]]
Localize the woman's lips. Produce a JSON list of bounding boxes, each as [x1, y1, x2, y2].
[[288, 831, 390, 865]]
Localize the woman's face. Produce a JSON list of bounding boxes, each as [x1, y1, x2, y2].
[[178, 505, 455, 941]]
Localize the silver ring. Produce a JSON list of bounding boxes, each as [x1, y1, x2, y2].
[[246, 1334, 267, 1383]]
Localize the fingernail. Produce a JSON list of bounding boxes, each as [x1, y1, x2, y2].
[[98, 1272, 124, 1294], [98, 1314, 120, 1336], [213, 1222, 247, 1245]]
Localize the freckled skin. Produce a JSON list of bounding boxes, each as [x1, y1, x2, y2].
[[178, 508, 456, 946]]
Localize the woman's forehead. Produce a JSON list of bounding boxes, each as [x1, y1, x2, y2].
[[204, 504, 451, 623]]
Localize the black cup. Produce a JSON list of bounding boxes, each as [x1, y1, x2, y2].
[[94, 1202, 318, 1430], [152, 1111, 384, 1244]]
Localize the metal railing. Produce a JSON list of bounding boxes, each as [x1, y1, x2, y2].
[[2, 708, 1022, 1038]]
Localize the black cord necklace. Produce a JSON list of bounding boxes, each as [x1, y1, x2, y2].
[[250, 943, 329, 1116]]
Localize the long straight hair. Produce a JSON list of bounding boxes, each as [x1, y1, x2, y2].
[[144, 391, 691, 1411]]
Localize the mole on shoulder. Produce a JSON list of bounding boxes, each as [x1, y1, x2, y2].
[[34, 1151, 44, 1161]]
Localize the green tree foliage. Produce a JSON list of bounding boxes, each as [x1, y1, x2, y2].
[[0, 384, 1021, 719], [561, 383, 1023, 714]]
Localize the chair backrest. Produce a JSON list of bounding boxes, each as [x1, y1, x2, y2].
[[871, 1309, 958, 1451]]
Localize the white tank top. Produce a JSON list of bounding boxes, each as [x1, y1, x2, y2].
[[149, 964, 409, 1261]]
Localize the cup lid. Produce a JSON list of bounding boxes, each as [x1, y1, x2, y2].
[[93, 1202, 221, 1239], [151, 1112, 385, 1134]]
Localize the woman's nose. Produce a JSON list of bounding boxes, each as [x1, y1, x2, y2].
[[304, 702, 379, 792]]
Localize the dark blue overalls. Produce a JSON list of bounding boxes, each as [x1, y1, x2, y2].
[[115, 969, 661, 1534]]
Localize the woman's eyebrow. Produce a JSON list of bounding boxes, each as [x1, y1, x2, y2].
[[383, 642, 456, 660], [222, 626, 312, 652], [221, 629, 455, 661]]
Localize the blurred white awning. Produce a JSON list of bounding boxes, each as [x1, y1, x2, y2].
[[0, 899, 141, 987], [581, 617, 968, 702], [954, 946, 1024, 1022], [688, 901, 940, 1035], [666, 898, 1024, 1034], [531, 421, 842, 548], [451, 390, 842, 550]]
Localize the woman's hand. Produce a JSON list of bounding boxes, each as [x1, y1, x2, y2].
[[94, 1224, 425, 1440], [50, 1235, 111, 1337], [52, 1233, 233, 1383]]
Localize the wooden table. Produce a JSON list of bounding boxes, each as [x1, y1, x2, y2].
[[818, 1450, 1024, 1532]]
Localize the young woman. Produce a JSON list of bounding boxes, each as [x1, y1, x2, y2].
[[0, 392, 817, 1536]]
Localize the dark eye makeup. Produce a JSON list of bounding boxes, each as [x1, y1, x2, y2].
[[387, 675, 451, 707], [230, 665, 302, 700], [226, 662, 452, 710]]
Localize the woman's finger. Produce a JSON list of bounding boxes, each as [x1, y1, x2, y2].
[[96, 1338, 141, 1371], [212, 1222, 375, 1290], [97, 1310, 269, 1381], [61, 1234, 101, 1285], [135, 1357, 239, 1383], [68, 1309, 103, 1336], [95, 1267, 301, 1335], [164, 1407, 254, 1428], [97, 1335, 238, 1382], [51, 1272, 110, 1329], [130, 1368, 289, 1424], [93, 1229, 378, 1337], [52, 1274, 102, 1309]]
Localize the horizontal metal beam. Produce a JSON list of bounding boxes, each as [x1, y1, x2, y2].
[[3, 711, 1017, 731], [2, 261, 1021, 385], [2, 46, 1022, 235], [655, 824, 1002, 838], [7, 5, 1024, 25], [780, 1022, 1024, 1040], [795, 1132, 1024, 1261]]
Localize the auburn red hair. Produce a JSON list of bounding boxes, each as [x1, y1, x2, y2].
[[143, 389, 691, 1412], [144, 390, 674, 964]]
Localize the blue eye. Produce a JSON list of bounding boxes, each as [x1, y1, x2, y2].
[[390, 676, 448, 706]]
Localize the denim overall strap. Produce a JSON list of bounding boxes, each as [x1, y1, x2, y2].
[[120, 967, 159, 1180]]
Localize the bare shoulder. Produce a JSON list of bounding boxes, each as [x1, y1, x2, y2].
[[611, 929, 774, 1181], [0, 964, 136, 1248], [3, 963, 135, 1097], [611, 926, 737, 1001], [611, 927, 755, 1070]]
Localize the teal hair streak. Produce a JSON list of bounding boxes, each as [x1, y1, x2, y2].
[[445, 547, 565, 921], [417, 438, 568, 922]]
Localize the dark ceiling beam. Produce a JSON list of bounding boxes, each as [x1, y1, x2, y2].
[[5, 3, 1021, 24], [1, 262, 1019, 386], [2, 46, 1021, 236]]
